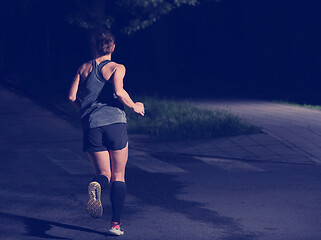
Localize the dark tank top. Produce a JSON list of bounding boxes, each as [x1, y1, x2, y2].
[[78, 59, 126, 129]]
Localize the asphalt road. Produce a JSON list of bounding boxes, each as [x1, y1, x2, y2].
[[1, 85, 321, 240]]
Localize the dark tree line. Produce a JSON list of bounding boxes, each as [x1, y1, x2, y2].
[[1, 0, 321, 104], [67, 0, 212, 35]]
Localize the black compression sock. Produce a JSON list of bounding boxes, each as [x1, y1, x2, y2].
[[92, 175, 109, 190], [110, 181, 126, 223]]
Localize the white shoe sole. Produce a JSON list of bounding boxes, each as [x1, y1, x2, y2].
[[87, 182, 103, 218], [109, 228, 124, 236]]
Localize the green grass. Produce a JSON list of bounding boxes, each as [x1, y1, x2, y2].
[[275, 101, 321, 111], [58, 97, 260, 141], [125, 97, 260, 141]]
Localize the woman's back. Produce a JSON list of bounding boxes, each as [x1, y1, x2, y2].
[[78, 59, 126, 129]]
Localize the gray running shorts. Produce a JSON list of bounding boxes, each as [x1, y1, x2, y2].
[[83, 123, 128, 152]]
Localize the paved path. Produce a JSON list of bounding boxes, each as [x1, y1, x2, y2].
[[194, 99, 321, 164], [132, 99, 321, 167], [0, 84, 321, 240]]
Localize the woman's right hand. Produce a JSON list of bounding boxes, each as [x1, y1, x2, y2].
[[133, 102, 145, 116]]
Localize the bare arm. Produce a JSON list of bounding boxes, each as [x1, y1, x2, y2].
[[111, 64, 145, 116], [68, 67, 81, 109]]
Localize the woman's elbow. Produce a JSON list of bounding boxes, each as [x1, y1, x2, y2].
[[115, 89, 125, 98], [68, 95, 76, 102]]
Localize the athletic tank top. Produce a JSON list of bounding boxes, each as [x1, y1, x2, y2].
[[78, 59, 126, 129]]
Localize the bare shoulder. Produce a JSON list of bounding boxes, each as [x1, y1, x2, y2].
[[114, 63, 126, 77], [78, 61, 92, 73], [77, 61, 93, 82], [101, 62, 126, 79], [115, 63, 125, 70], [107, 62, 125, 72]]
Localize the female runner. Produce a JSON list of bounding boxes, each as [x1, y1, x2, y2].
[[68, 29, 144, 236]]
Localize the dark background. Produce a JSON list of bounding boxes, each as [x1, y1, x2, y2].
[[1, 0, 321, 104]]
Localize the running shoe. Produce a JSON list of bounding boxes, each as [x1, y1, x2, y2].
[[87, 181, 103, 218], [108, 222, 124, 236]]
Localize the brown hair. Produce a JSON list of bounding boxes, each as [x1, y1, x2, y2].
[[90, 29, 115, 57]]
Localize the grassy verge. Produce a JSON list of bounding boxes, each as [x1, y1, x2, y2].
[[275, 101, 321, 111], [58, 97, 260, 141], [125, 97, 260, 141]]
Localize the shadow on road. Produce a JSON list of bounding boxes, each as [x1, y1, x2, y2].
[[126, 164, 258, 240], [0, 212, 114, 239]]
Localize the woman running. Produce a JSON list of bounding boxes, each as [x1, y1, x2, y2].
[[68, 29, 145, 236]]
